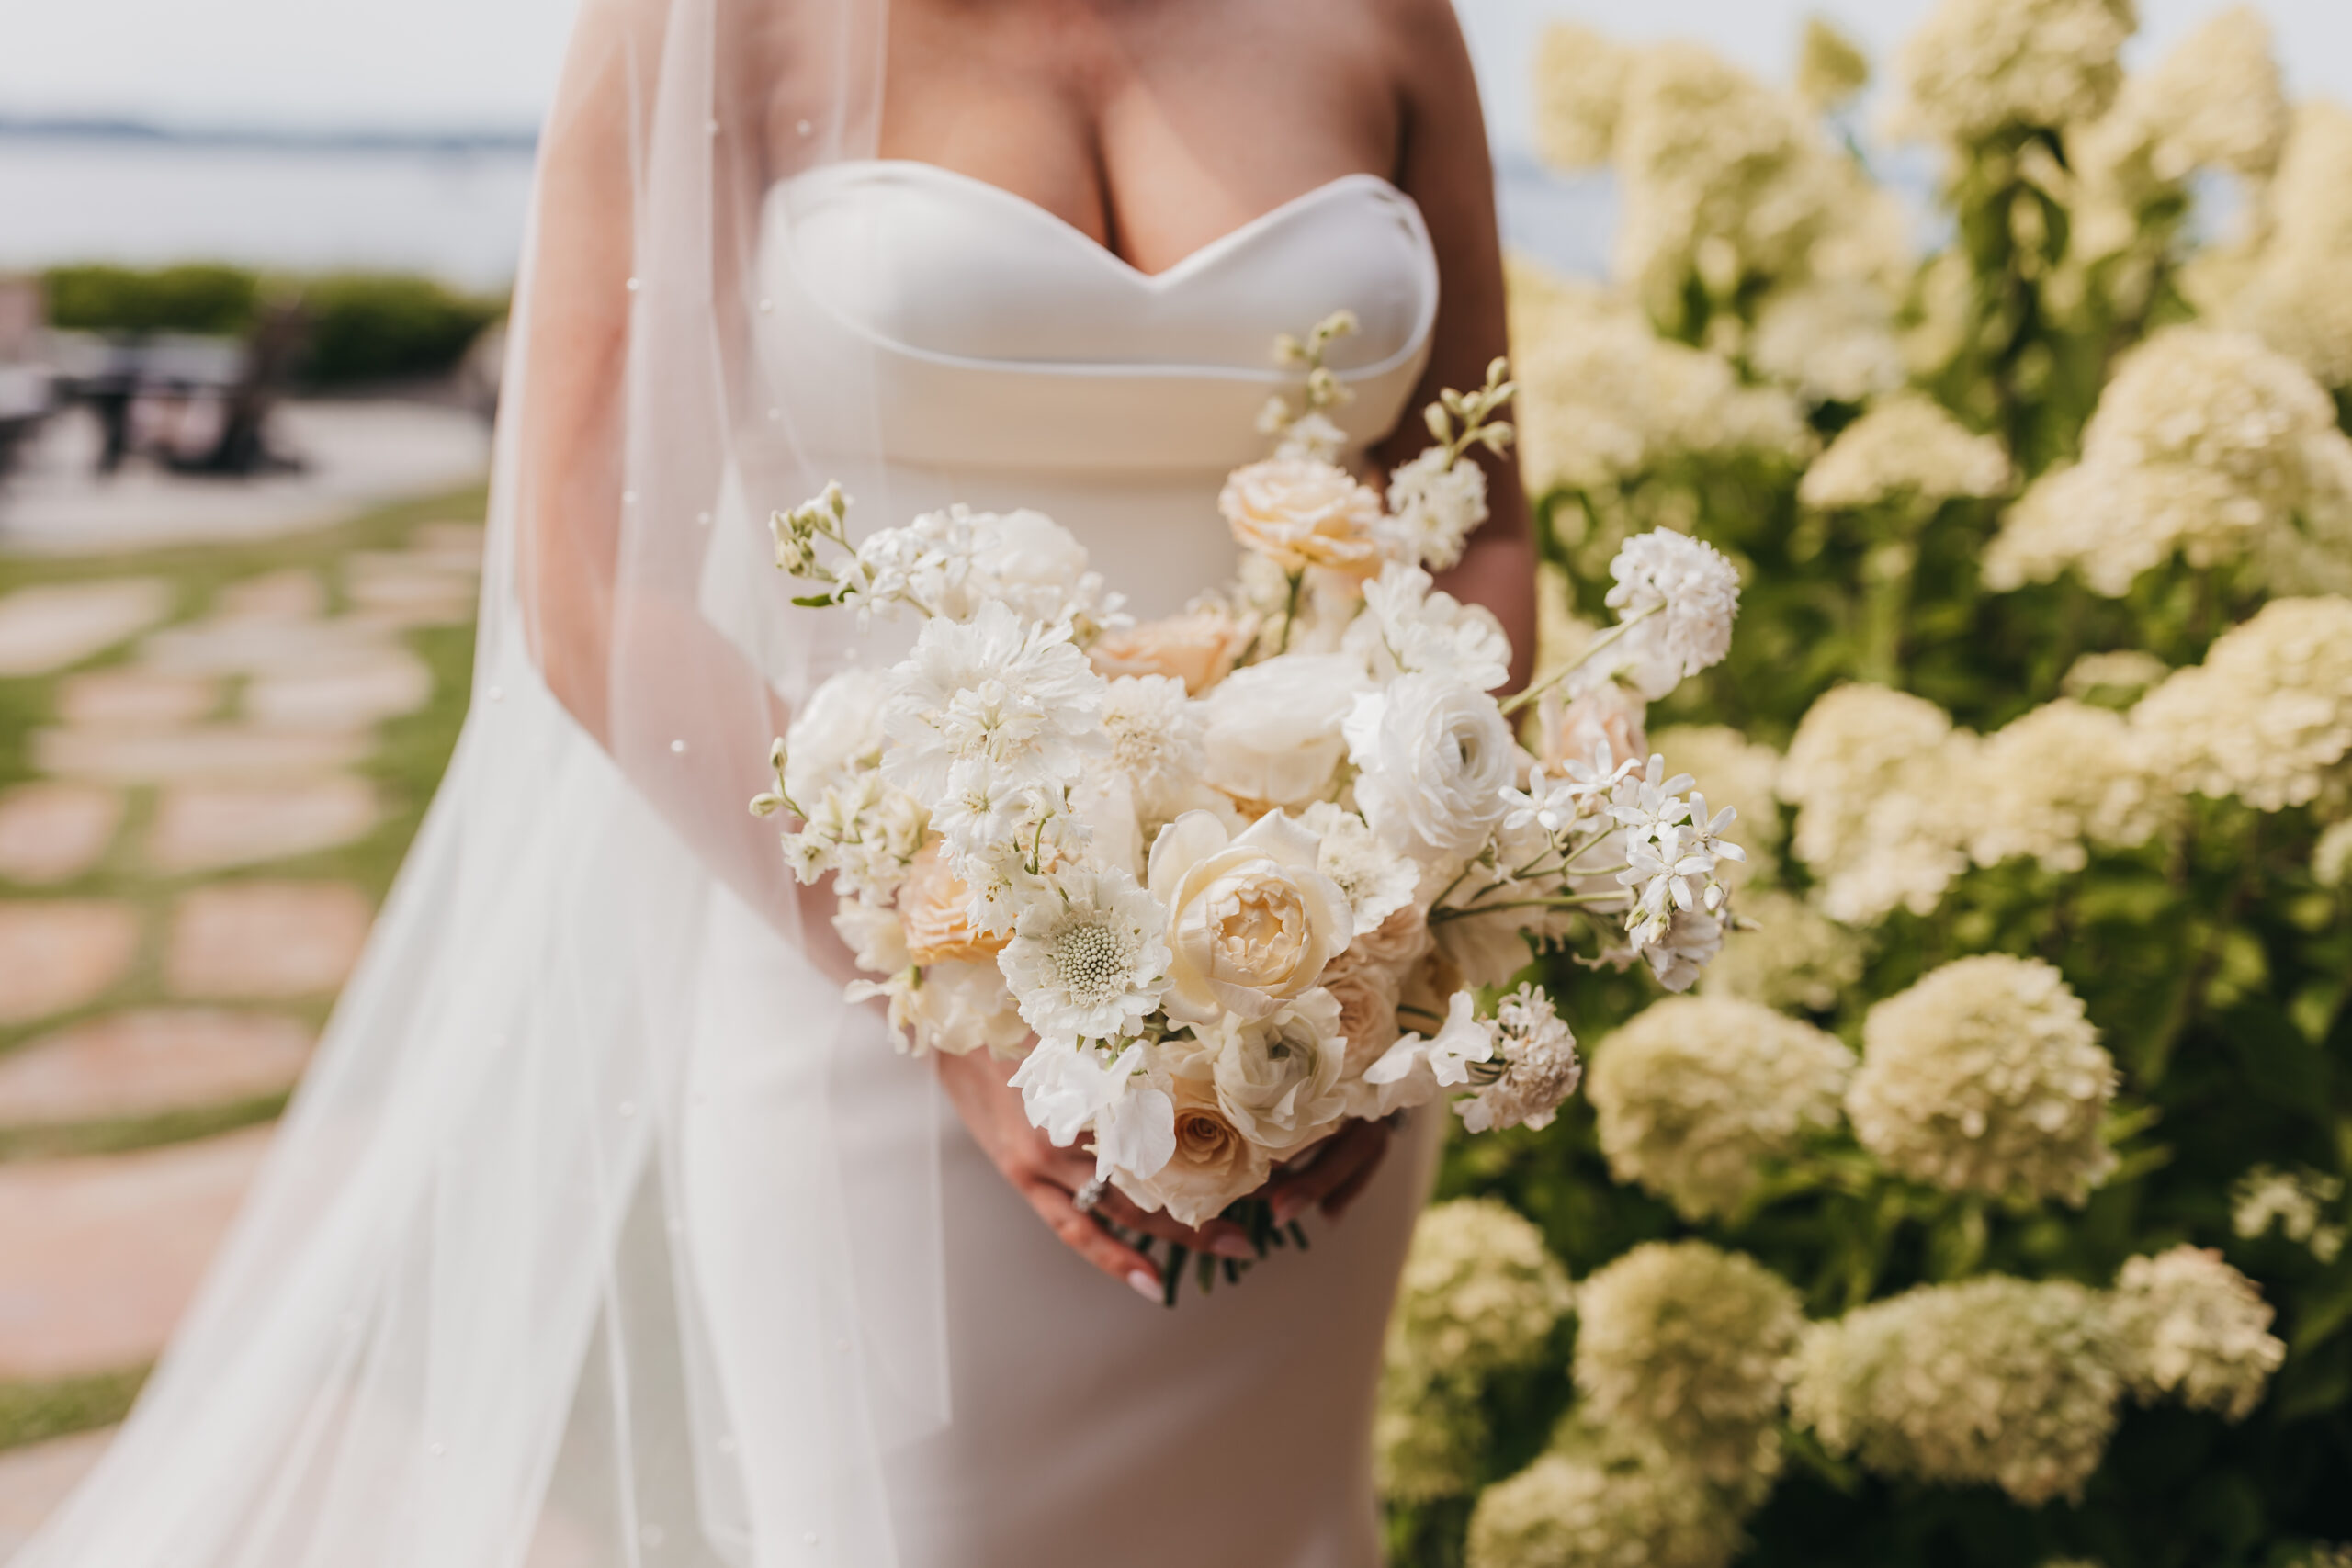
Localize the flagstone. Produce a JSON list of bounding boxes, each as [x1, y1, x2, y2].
[[32, 726, 368, 785], [0, 1427, 112, 1562], [0, 903, 140, 1028], [0, 1127, 272, 1380], [0, 784, 122, 886], [213, 569, 326, 623], [147, 778, 379, 875], [243, 649, 432, 730], [164, 882, 372, 999], [52, 669, 219, 728], [0, 1009, 311, 1128], [136, 618, 391, 680], [0, 580, 175, 678]]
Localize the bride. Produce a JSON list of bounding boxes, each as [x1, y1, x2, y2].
[[23, 0, 1532, 1563]]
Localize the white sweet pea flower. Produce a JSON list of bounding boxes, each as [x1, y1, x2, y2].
[[1345, 673, 1518, 863], [1089, 1064, 1176, 1180], [1009, 1037, 1144, 1148], [1366, 990, 1496, 1092], [1603, 530, 1741, 699], [1380, 446, 1489, 571], [1148, 808, 1354, 1025]]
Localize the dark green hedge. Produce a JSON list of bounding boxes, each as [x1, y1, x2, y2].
[[37, 264, 503, 387]]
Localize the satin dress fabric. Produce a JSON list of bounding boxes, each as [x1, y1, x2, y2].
[[681, 161, 1450, 1568]]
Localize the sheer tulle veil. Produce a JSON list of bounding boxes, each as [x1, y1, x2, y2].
[[17, 2, 943, 1563]]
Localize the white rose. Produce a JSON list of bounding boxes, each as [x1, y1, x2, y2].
[[1219, 457, 1387, 580], [1345, 673, 1517, 863], [1148, 809, 1353, 1025], [786, 667, 890, 802], [1199, 987, 1351, 1154], [1197, 653, 1367, 808]]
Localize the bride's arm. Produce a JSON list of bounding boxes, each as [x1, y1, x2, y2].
[[1371, 0, 1538, 694]]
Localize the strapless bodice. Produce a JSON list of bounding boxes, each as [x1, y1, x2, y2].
[[756, 161, 1438, 478]]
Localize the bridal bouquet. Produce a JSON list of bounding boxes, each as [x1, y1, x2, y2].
[[752, 316, 1746, 1254]]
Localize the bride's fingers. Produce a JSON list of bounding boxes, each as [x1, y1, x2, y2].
[[1265, 1120, 1391, 1225], [1016, 1173, 1164, 1302], [1035, 1146, 1255, 1259]]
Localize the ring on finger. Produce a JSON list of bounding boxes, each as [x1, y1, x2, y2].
[[1072, 1175, 1108, 1215]]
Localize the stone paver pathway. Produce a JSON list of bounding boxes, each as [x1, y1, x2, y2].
[[0, 503, 483, 1545]]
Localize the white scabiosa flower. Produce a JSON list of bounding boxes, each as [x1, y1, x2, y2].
[[1603, 531, 1741, 699], [1465, 1420, 1747, 1568], [1798, 395, 2013, 511], [1781, 683, 1976, 923], [998, 865, 1170, 1043], [1343, 561, 1511, 692], [1891, 0, 2133, 146], [1459, 985, 1582, 1134], [1849, 955, 2119, 1206], [2132, 596, 2352, 812], [2109, 1246, 2285, 1423], [1589, 995, 1853, 1222], [881, 599, 1108, 804], [1702, 888, 1865, 1014], [1788, 1277, 2122, 1506], [1382, 447, 1491, 571], [1574, 1240, 1805, 1491], [1345, 673, 1519, 863]]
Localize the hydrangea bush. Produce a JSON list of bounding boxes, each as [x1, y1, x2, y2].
[[1378, 3, 2352, 1563]]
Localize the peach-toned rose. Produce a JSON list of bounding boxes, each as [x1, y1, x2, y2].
[[1218, 457, 1386, 581], [1322, 948, 1404, 1078], [1089, 607, 1256, 695], [1114, 1073, 1274, 1227], [1538, 682, 1649, 772], [899, 840, 1007, 965]]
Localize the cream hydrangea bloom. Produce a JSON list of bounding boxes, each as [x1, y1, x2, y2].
[[1798, 396, 2013, 512], [2315, 820, 2352, 890], [1386, 1199, 1573, 1386], [1849, 955, 2119, 1205], [1891, 0, 2134, 146], [1796, 15, 1871, 113], [1964, 698, 2177, 873], [1788, 1276, 2122, 1506], [2109, 1246, 2285, 1423], [1781, 684, 1975, 923], [1985, 330, 2352, 598], [2232, 1164, 2346, 1263], [2133, 597, 2352, 812], [1531, 21, 1633, 172], [1702, 888, 1865, 1014], [2226, 103, 2352, 389], [1747, 280, 1907, 407], [1374, 1374, 1487, 1506], [1465, 1419, 1747, 1568], [1589, 996, 1853, 1222], [1573, 1242, 1804, 1493]]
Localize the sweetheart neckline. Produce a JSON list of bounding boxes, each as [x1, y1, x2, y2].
[[787, 160, 1423, 288]]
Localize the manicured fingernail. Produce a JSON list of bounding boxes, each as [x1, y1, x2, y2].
[[1127, 1269, 1162, 1303], [1269, 1197, 1301, 1225], [1209, 1232, 1256, 1261]]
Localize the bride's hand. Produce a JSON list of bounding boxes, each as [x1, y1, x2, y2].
[[934, 1047, 1260, 1302], [1261, 1116, 1395, 1227]]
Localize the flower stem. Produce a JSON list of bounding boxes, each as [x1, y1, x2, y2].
[[1499, 603, 1659, 718], [1274, 569, 1306, 656]]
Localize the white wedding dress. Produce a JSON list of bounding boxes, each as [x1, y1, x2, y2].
[[684, 162, 1445, 1567], [19, 157, 1448, 1568]]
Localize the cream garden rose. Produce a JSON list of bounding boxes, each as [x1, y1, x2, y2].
[[1194, 987, 1351, 1153], [1088, 605, 1256, 695], [1148, 809, 1353, 1024], [1218, 457, 1388, 580]]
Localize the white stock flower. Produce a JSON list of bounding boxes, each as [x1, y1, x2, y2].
[[1195, 653, 1366, 809], [1147, 809, 1352, 1025], [881, 600, 1108, 806], [1459, 985, 1582, 1134], [1098, 674, 1204, 821], [1346, 674, 1518, 863], [1300, 801, 1420, 933], [1343, 562, 1512, 692], [1198, 987, 1351, 1154], [1603, 531, 1741, 698], [997, 865, 1170, 1043], [1382, 447, 1490, 571]]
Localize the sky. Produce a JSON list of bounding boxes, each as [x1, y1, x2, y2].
[[2, 0, 2350, 148]]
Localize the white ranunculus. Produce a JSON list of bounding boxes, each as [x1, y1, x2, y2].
[[786, 667, 890, 803], [1345, 673, 1518, 863], [1201, 987, 1351, 1154], [1148, 809, 1353, 1025], [1196, 653, 1368, 808]]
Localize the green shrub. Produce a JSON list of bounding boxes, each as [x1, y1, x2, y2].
[[294, 272, 503, 386], [40, 262, 259, 336]]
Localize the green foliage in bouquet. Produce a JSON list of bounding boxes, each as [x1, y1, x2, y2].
[[1380, 3, 2352, 1564]]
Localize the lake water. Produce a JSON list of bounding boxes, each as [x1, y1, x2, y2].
[[0, 135, 1617, 293]]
